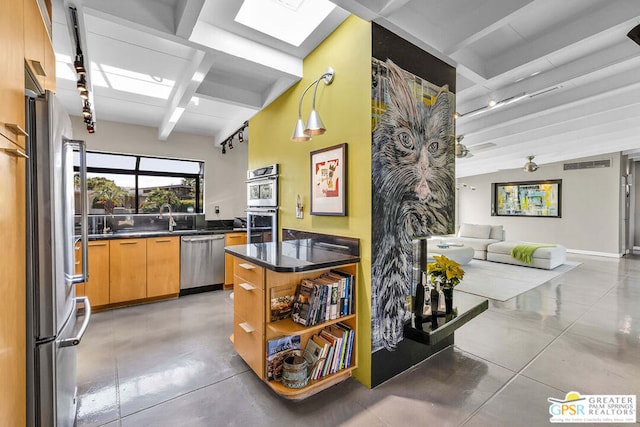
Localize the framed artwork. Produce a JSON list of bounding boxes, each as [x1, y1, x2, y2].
[[492, 179, 562, 217], [310, 143, 347, 216]]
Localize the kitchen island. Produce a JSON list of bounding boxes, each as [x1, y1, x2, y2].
[[225, 233, 360, 400]]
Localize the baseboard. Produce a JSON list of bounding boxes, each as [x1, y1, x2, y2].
[[566, 249, 623, 258]]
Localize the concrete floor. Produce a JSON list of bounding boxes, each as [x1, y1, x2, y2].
[[76, 253, 640, 426]]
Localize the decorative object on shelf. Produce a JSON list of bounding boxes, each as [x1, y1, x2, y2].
[[291, 67, 335, 141], [281, 354, 310, 389], [430, 285, 440, 318], [266, 335, 301, 381], [310, 143, 347, 216], [427, 255, 465, 315]]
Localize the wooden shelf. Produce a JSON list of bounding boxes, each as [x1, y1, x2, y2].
[[267, 314, 356, 337], [265, 366, 356, 400]]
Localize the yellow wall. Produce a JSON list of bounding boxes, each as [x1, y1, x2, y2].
[[249, 15, 373, 387]]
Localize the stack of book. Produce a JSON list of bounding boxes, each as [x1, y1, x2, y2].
[[301, 323, 355, 381], [291, 270, 354, 326]]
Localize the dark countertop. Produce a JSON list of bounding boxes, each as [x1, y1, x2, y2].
[[225, 240, 360, 273], [87, 228, 241, 240]]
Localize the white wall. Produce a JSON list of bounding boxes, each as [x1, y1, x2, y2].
[[70, 116, 248, 220], [457, 153, 625, 256]]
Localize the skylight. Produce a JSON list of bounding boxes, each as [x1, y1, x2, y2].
[[235, 0, 336, 47]]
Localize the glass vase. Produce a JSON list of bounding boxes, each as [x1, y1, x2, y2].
[[442, 286, 454, 315]]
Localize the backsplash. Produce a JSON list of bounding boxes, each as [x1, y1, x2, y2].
[[77, 214, 206, 235]]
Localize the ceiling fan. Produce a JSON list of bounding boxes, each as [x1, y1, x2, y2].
[[523, 155, 539, 172], [455, 135, 496, 158]]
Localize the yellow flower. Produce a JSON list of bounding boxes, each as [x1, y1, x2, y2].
[[427, 255, 465, 288]]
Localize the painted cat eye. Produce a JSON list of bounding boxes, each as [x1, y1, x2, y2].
[[428, 141, 439, 153], [398, 132, 413, 149]]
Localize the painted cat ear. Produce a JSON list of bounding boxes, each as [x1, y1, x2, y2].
[[384, 59, 420, 123], [429, 89, 452, 141]]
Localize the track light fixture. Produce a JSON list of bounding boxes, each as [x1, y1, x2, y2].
[[238, 130, 244, 143], [291, 67, 335, 141], [86, 122, 95, 134], [77, 75, 87, 91], [228, 137, 234, 149], [82, 101, 91, 118], [74, 54, 86, 75], [221, 141, 227, 154]]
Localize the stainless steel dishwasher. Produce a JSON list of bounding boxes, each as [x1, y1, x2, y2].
[[180, 234, 225, 290]]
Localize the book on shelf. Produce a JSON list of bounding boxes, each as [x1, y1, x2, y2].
[[266, 335, 300, 381], [270, 285, 295, 321], [291, 281, 314, 326], [310, 334, 331, 379], [301, 337, 323, 380], [290, 270, 354, 327]]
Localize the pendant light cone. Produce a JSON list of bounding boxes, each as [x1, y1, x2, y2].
[[304, 110, 326, 136], [291, 118, 311, 141]]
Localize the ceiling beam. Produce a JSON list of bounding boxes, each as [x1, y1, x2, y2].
[[158, 50, 214, 140], [175, 0, 205, 39]]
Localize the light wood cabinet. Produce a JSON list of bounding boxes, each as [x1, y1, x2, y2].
[[109, 239, 147, 303], [224, 232, 247, 287], [76, 241, 111, 307], [43, 31, 55, 92], [233, 258, 265, 377], [24, 0, 47, 91], [146, 237, 180, 298], [0, 0, 26, 147], [231, 255, 357, 400], [0, 135, 27, 425]]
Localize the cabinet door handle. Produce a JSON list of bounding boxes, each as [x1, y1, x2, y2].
[[4, 123, 29, 137], [239, 322, 254, 333], [1, 148, 29, 158], [238, 263, 255, 270], [155, 239, 172, 243], [90, 242, 108, 247], [29, 60, 47, 77], [239, 283, 256, 291], [119, 241, 138, 245]]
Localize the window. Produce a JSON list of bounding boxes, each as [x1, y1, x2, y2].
[[74, 152, 204, 215]]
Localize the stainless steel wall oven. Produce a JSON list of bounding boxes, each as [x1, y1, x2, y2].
[[246, 164, 278, 243]]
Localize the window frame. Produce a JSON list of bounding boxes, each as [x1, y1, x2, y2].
[[75, 151, 203, 214]]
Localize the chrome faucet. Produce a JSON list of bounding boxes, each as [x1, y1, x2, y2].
[[159, 203, 177, 232]]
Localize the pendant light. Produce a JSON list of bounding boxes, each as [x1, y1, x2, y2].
[[291, 67, 335, 141]]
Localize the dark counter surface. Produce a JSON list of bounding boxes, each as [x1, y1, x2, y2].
[[88, 228, 239, 240], [225, 239, 360, 273]]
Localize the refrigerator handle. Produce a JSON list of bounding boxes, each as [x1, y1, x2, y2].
[[60, 296, 92, 348], [67, 139, 89, 284]]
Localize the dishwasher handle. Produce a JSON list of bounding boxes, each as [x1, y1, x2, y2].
[[181, 235, 225, 242]]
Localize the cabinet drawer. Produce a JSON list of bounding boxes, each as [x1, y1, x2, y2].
[[234, 277, 264, 330], [233, 258, 264, 288], [234, 315, 264, 379]]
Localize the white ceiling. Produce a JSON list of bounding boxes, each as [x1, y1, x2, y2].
[[52, 0, 640, 177]]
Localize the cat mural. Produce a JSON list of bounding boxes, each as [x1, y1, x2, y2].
[[371, 59, 455, 352]]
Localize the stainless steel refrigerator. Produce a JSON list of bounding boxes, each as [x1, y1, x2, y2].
[[25, 90, 92, 427]]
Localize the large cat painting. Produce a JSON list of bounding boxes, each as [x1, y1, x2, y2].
[[371, 59, 455, 352]]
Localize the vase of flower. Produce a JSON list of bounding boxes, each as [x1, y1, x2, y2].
[[442, 286, 454, 315], [427, 255, 465, 317]]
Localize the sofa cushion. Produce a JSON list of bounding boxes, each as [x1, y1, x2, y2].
[[443, 237, 499, 252], [458, 223, 491, 239], [489, 225, 504, 240], [487, 241, 566, 260]]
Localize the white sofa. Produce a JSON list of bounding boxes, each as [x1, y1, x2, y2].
[[487, 241, 567, 270], [432, 223, 567, 270], [433, 223, 505, 260]]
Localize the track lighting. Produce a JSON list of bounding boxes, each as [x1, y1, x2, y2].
[[238, 130, 244, 143], [221, 141, 227, 154], [291, 67, 335, 141], [82, 102, 91, 118], [74, 54, 86, 75], [79, 88, 89, 100], [77, 75, 87, 91], [228, 137, 234, 150], [86, 122, 95, 134]]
